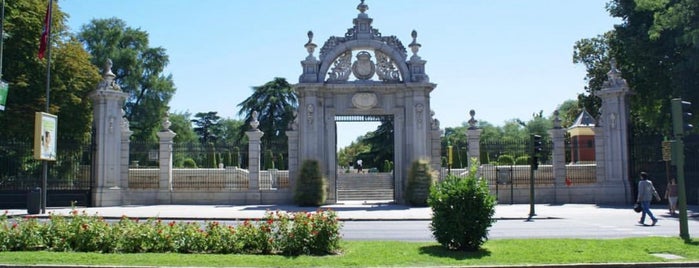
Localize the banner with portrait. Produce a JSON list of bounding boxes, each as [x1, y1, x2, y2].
[[34, 112, 57, 161]]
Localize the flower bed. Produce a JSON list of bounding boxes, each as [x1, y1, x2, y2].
[[0, 209, 341, 256]]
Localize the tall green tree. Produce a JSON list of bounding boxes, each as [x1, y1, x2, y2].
[[218, 118, 245, 144], [78, 18, 175, 142], [574, 0, 699, 135], [0, 0, 99, 143], [356, 120, 394, 170], [167, 111, 197, 144], [191, 111, 222, 144], [237, 77, 297, 152]]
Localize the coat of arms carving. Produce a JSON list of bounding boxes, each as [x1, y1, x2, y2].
[[351, 51, 375, 80]]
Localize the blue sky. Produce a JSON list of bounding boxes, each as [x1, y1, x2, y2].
[[59, 0, 619, 148]]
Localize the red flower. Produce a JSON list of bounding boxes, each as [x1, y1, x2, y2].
[[81, 223, 88, 230], [267, 219, 274, 225], [169, 221, 176, 227]]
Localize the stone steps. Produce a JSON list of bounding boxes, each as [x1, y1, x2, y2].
[[336, 173, 394, 200]]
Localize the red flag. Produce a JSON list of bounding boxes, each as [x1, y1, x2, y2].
[[38, 0, 52, 60]]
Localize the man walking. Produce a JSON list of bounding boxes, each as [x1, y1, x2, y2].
[[637, 172, 661, 226]]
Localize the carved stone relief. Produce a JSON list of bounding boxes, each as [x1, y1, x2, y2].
[[327, 51, 352, 82], [352, 92, 378, 110], [351, 51, 376, 80], [376, 51, 401, 82], [415, 103, 424, 128]]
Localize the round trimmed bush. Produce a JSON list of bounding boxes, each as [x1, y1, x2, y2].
[[496, 155, 515, 166], [428, 163, 496, 251]]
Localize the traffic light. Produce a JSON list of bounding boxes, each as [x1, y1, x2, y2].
[[531, 134, 542, 170], [671, 98, 693, 136]]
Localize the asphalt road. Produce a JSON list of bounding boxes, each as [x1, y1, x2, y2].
[[341, 212, 699, 241]]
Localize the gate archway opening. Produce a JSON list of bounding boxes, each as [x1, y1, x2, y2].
[[335, 115, 395, 202]]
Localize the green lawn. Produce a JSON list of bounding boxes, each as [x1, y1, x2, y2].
[[0, 237, 697, 267]]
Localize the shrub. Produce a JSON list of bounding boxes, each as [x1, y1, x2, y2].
[[406, 159, 436, 207], [382, 160, 393, 172], [515, 155, 529, 165], [277, 153, 285, 170], [264, 149, 274, 170], [232, 147, 240, 167], [294, 159, 327, 206], [428, 161, 496, 251], [182, 158, 198, 168], [496, 154, 515, 166]]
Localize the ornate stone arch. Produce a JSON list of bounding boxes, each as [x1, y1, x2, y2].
[[318, 40, 410, 83], [289, 1, 439, 205]]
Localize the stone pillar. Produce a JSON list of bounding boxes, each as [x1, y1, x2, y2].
[[549, 110, 567, 204], [120, 114, 133, 190], [465, 110, 482, 166], [245, 111, 264, 204], [156, 117, 176, 204], [119, 124, 132, 205], [593, 61, 632, 204], [286, 127, 298, 194], [88, 59, 128, 207], [430, 111, 442, 174]]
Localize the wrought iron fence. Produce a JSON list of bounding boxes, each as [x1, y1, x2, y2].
[[0, 138, 92, 191]]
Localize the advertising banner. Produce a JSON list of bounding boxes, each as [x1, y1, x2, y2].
[[0, 81, 8, 111], [34, 112, 58, 161]]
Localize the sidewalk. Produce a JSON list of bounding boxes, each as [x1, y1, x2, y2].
[[4, 202, 697, 221]]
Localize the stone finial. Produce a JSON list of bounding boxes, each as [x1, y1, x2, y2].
[[305, 30, 317, 57], [161, 113, 171, 131], [409, 30, 421, 58], [602, 58, 628, 89], [250, 111, 260, 130], [553, 110, 562, 129], [103, 59, 114, 76], [357, 0, 368, 14], [468, 109, 478, 129]]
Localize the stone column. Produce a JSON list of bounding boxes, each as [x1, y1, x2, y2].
[[430, 111, 443, 175], [245, 111, 264, 204], [465, 110, 482, 166], [286, 127, 298, 194], [156, 117, 176, 204], [549, 110, 567, 204], [88, 59, 128, 207], [119, 124, 132, 206], [120, 114, 133, 190], [593, 61, 632, 204]]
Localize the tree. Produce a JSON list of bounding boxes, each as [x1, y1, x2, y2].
[[237, 77, 297, 153], [0, 0, 99, 143], [191, 111, 222, 144], [555, 99, 582, 129], [356, 119, 394, 170], [167, 111, 197, 144], [337, 138, 371, 170], [78, 18, 175, 142], [218, 118, 245, 145], [574, 0, 699, 135]]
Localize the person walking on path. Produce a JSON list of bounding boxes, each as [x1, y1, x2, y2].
[[356, 159, 363, 173], [637, 172, 661, 226], [665, 178, 678, 216]]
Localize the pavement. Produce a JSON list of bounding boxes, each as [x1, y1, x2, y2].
[[3, 201, 698, 222]]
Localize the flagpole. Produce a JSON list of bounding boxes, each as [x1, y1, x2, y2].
[[0, 0, 5, 79], [41, 0, 53, 214]]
